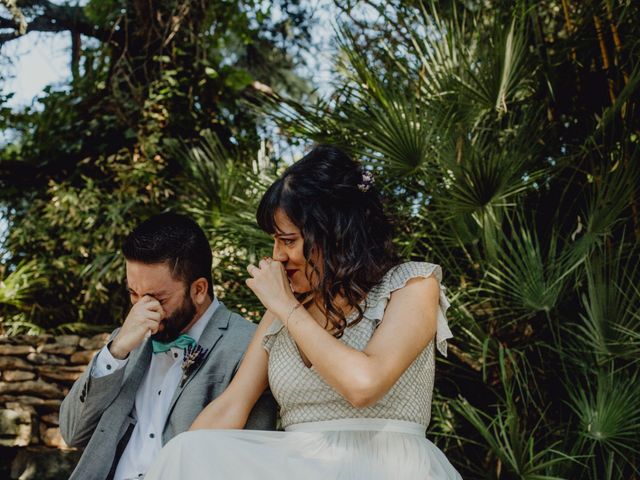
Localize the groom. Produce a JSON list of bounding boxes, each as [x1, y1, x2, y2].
[[60, 213, 277, 480]]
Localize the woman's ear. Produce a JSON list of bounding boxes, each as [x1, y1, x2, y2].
[[191, 278, 209, 305]]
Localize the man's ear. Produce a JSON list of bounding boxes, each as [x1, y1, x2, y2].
[[191, 278, 209, 305]]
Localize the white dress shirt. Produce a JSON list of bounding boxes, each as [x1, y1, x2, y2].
[[92, 298, 220, 480]]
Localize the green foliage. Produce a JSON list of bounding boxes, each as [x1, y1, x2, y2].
[[451, 348, 574, 479], [256, 1, 640, 478], [5, 151, 173, 329], [1, 1, 639, 478], [565, 368, 640, 476], [0, 260, 49, 335], [482, 217, 579, 318], [0, 260, 46, 310], [172, 130, 278, 321], [0, 0, 313, 331], [571, 241, 640, 362]]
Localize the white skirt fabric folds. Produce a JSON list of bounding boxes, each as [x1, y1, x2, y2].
[[144, 419, 462, 479]]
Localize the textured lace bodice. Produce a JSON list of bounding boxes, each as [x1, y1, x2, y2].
[[262, 262, 453, 429]]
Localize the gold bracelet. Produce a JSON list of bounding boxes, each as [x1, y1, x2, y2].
[[285, 302, 302, 329]]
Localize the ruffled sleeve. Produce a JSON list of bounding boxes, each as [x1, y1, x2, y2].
[[262, 318, 285, 353], [363, 262, 454, 357]]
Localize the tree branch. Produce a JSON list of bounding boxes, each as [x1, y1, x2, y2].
[[0, 0, 26, 34], [0, 0, 113, 45]]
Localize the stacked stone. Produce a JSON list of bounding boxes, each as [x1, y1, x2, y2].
[[0, 333, 109, 450]]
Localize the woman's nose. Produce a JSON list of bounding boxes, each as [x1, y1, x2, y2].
[[272, 242, 287, 262]]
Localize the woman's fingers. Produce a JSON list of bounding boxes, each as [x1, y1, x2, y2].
[[258, 257, 271, 269], [249, 256, 282, 276]]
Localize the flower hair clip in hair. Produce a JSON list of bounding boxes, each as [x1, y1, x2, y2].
[[357, 170, 375, 192]]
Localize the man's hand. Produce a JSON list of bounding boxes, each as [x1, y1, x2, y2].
[[109, 296, 164, 359]]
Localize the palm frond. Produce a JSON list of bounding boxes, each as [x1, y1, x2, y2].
[[451, 347, 576, 479], [172, 130, 279, 319], [568, 239, 640, 362], [564, 367, 640, 473], [0, 260, 48, 310], [175, 129, 275, 250], [481, 214, 583, 317], [583, 160, 639, 240]]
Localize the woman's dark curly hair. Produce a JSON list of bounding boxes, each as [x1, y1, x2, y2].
[[257, 145, 399, 337]]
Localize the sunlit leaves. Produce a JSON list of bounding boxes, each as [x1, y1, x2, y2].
[[0, 260, 47, 310]]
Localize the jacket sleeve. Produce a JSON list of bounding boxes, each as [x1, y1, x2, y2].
[[59, 331, 127, 447]]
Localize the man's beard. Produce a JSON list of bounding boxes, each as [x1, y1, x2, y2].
[[151, 291, 196, 343]]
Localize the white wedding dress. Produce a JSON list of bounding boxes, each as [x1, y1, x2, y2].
[[145, 262, 462, 479]]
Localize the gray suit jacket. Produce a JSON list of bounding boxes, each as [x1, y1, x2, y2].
[[60, 302, 277, 480]]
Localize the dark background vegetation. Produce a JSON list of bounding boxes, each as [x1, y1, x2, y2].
[[1, 1, 638, 478]]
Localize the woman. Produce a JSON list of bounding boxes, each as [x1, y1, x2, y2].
[[145, 145, 461, 479]]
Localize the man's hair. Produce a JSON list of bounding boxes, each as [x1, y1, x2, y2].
[[122, 213, 214, 299]]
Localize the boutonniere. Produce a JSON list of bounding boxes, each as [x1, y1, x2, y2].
[[180, 343, 209, 387]]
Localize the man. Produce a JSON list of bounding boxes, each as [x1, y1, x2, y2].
[[60, 213, 277, 480]]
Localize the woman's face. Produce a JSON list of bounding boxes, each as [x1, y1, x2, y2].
[[271, 209, 319, 294]]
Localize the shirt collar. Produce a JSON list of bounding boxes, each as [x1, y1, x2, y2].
[[184, 297, 220, 344]]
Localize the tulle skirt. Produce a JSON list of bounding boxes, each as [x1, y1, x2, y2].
[[144, 418, 462, 479]]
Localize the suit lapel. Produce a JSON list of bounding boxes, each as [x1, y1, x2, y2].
[[165, 302, 230, 423]]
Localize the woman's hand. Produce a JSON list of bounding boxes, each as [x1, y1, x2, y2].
[[245, 257, 297, 316]]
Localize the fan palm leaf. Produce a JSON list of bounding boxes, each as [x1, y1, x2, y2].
[[172, 130, 278, 318], [568, 240, 640, 362], [481, 213, 584, 317], [175, 129, 275, 255], [564, 367, 640, 475]]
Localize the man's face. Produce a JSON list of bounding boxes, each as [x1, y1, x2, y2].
[[125, 260, 196, 343]]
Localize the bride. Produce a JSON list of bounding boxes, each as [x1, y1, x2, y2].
[[145, 145, 462, 479]]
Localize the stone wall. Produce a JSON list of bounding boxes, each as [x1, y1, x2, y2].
[[0, 333, 110, 480]]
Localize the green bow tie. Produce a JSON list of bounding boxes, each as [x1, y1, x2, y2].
[[152, 334, 196, 354]]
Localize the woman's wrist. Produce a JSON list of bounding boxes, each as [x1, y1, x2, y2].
[[283, 302, 303, 330], [272, 298, 300, 322]]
